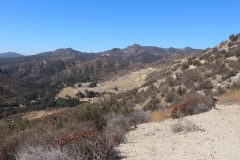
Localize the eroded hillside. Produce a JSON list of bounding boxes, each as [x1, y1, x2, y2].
[[0, 33, 240, 160]]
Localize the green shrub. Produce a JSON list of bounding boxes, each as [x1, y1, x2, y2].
[[59, 98, 79, 107], [229, 34, 238, 41], [176, 86, 186, 96], [198, 79, 213, 90], [144, 97, 160, 111], [142, 80, 156, 87], [76, 105, 107, 130], [181, 62, 189, 70], [165, 91, 176, 103], [192, 60, 201, 67], [187, 58, 193, 65], [165, 76, 175, 87]]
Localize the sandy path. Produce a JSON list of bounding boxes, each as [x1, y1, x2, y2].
[[118, 104, 240, 160], [22, 108, 66, 121]]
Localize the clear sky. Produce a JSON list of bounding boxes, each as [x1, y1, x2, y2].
[[0, 0, 240, 55]]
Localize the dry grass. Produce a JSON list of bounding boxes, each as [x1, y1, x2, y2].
[[170, 92, 215, 118], [22, 108, 67, 121], [149, 108, 171, 122], [0, 107, 150, 160], [219, 90, 240, 104], [171, 118, 203, 134]]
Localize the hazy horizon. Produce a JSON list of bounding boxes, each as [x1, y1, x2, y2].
[[0, 44, 201, 56]]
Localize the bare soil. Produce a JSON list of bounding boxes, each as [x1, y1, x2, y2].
[[118, 104, 240, 160], [22, 108, 67, 121], [57, 68, 156, 99]]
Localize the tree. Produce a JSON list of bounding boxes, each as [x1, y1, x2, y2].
[[76, 91, 85, 98], [85, 90, 99, 98], [88, 81, 97, 88]]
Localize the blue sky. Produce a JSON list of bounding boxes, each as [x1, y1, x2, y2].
[[0, 0, 240, 55]]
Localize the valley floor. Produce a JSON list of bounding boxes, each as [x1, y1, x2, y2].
[[118, 104, 240, 160], [56, 68, 155, 101]]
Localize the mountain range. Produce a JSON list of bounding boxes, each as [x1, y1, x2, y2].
[[0, 52, 24, 58], [0, 44, 200, 82], [99, 44, 199, 63], [0, 44, 200, 108]]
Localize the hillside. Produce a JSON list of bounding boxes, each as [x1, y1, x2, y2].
[[55, 33, 240, 110], [0, 48, 97, 82], [0, 34, 239, 115], [0, 45, 199, 82], [116, 34, 240, 159], [0, 34, 240, 159], [0, 68, 23, 108], [100, 44, 200, 63], [0, 52, 24, 58]]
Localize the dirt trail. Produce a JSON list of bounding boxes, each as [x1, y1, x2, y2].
[[22, 108, 66, 121], [118, 104, 240, 160]]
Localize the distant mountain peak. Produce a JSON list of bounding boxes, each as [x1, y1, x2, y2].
[[184, 46, 193, 49], [127, 44, 143, 49], [182, 46, 198, 52], [55, 48, 75, 52], [131, 43, 142, 47], [0, 52, 24, 58], [38, 48, 85, 57], [123, 44, 144, 54]]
